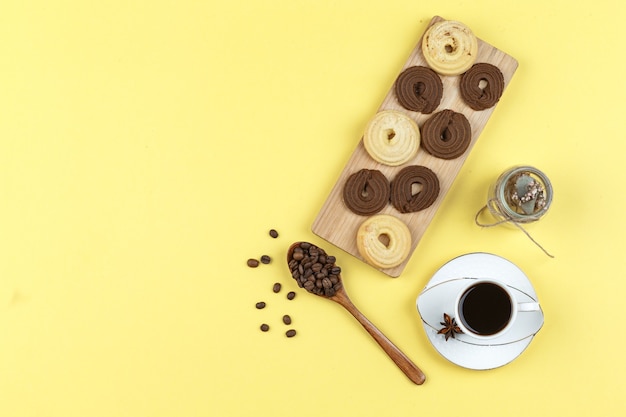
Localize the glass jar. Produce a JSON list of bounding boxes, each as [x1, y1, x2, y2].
[[486, 165, 553, 225]]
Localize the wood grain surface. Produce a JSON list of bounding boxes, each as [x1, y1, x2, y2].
[[311, 16, 518, 277]]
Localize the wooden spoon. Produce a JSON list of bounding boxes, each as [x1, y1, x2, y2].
[[287, 241, 426, 385]]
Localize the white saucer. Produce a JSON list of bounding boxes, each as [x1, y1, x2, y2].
[[416, 253, 544, 370]]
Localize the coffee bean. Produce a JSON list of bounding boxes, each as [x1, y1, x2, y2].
[[292, 249, 304, 261], [260, 324, 269, 332], [272, 283, 281, 293], [269, 229, 279, 238], [260, 255, 271, 264], [282, 315, 291, 325], [247, 259, 260, 268], [286, 329, 297, 338], [255, 302, 266, 309], [287, 291, 296, 300]]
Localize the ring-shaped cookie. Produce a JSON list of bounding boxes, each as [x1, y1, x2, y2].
[[343, 169, 390, 216], [363, 110, 420, 166], [421, 109, 472, 159], [356, 214, 412, 269], [460, 63, 505, 110], [422, 20, 478, 76], [394, 66, 443, 114], [390, 165, 440, 213]]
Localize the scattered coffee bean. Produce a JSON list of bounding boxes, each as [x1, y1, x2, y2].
[[288, 242, 342, 297], [251, 231, 306, 338]]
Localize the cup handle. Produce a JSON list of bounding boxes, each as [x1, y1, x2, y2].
[[518, 302, 540, 312]]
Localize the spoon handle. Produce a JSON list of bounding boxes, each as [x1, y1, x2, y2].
[[333, 291, 426, 385]]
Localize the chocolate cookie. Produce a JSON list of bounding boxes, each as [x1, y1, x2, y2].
[[460, 63, 505, 110], [421, 109, 471, 159], [394, 66, 443, 114], [390, 165, 440, 213], [343, 169, 390, 216]]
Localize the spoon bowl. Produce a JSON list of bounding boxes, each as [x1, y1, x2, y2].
[[287, 241, 426, 385]]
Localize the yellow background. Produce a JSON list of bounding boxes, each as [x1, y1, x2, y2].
[[1, 0, 625, 416]]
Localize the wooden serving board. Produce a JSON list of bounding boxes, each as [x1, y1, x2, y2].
[[312, 16, 518, 277]]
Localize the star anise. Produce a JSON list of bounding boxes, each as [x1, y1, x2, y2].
[[437, 313, 462, 341]]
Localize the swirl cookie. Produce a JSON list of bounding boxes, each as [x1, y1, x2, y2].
[[343, 169, 390, 216], [460, 63, 505, 110], [422, 20, 478, 76], [421, 109, 471, 159], [390, 165, 440, 213], [394, 66, 443, 114], [356, 214, 412, 270], [363, 110, 420, 166]]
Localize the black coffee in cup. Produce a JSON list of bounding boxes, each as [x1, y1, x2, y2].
[[459, 282, 512, 335]]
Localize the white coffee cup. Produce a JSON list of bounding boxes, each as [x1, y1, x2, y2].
[[454, 279, 540, 340]]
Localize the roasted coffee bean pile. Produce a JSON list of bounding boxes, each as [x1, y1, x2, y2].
[[288, 242, 342, 297]]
